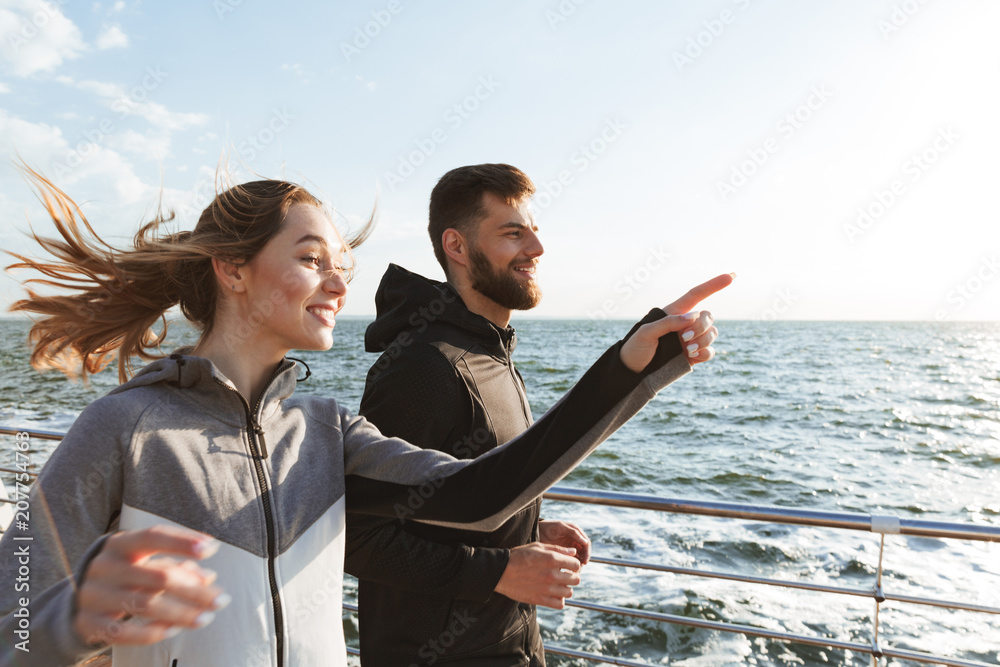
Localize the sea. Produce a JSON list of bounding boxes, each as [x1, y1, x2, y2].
[[0, 318, 997, 666]]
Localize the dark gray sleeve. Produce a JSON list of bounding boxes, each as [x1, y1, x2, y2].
[[342, 309, 690, 531]]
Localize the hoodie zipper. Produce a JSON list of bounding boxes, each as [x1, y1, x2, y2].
[[213, 362, 287, 667], [504, 335, 532, 424]]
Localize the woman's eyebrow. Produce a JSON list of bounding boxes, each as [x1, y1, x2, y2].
[[294, 234, 329, 247]]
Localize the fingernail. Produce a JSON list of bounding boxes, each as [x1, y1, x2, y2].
[[681, 330, 694, 341], [200, 568, 218, 582], [682, 312, 697, 321], [729, 272, 737, 278], [194, 611, 216, 628], [687, 344, 699, 357], [193, 538, 220, 560], [163, 626, 182, 639], [212, 593, 232, 611]]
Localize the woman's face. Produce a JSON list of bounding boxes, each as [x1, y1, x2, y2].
[[236, 204, 350, 354]]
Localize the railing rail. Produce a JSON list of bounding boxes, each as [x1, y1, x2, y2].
[[2, 426, 997, 666]]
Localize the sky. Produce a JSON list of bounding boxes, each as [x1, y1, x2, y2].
[[0, 0, 998, 322]]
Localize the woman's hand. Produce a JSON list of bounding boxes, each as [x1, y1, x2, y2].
[[73, 525, 229, 647], [620, 273, 734, 372]]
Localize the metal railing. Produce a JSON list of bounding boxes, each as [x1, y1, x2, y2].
[[2, 426, 998, 666]]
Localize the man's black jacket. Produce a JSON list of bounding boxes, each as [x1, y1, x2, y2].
[[345, 263, 545, 666]]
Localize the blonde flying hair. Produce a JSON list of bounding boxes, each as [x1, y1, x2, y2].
[[6, 166, 374, 383]]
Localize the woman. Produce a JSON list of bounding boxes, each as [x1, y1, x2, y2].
[[0, 169, 726, 666]]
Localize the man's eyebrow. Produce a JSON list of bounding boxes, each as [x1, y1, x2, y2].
[[499, 221, 539, 232]]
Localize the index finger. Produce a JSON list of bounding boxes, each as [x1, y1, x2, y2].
[[663, 273, 735, 315], [107, 526, 219, 564]]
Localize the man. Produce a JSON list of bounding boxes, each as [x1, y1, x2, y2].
[[345, 164, 725, 666], [345, 163, 598, 666]]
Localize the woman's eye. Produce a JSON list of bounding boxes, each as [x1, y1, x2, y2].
[[302, 256, 321, 265]]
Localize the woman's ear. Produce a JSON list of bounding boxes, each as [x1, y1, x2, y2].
[[211, 257, 243, 294]]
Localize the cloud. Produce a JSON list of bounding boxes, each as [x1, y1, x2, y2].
[[96, 24, 128, 50], [0, 109, 162, 206], [0, 82, 9, 93], [55, 75, 210, 131], [0, 0, 86, 77], [106, 128, 170, 159]]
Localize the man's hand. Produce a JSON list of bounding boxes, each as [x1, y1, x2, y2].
[[538, 520, 591, 565], [620, 273, 734, 372], [494, 542, 582, 609]]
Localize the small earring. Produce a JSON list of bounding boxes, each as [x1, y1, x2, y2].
[[231, 284, 236, 292]]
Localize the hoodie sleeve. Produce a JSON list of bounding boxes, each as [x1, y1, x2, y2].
[[344, 344, 508, 601], [0, 396, 135, 667], [343, 309, 690, 531]]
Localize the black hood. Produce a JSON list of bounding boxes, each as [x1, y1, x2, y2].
[[364, 264, 514, 353]]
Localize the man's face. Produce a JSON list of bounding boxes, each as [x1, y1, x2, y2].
[[467, 191, 544, 311]]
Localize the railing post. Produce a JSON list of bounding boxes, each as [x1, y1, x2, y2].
[[871, 532, 888, 666]]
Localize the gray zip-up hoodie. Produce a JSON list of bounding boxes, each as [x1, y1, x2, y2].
[[0, 310, 690, 667]]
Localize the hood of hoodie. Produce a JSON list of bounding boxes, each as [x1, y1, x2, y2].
[[364, 263, 516, 355], [107, 350, 300, 427]]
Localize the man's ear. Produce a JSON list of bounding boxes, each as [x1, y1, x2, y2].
[[211, 257, 244, 294], [442, 228, 469, 271]]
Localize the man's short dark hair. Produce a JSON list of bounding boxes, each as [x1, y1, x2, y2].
[[428, 164, 535, 278]]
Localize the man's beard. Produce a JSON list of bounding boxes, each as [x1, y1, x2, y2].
[[468, 245, 542, 311]]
